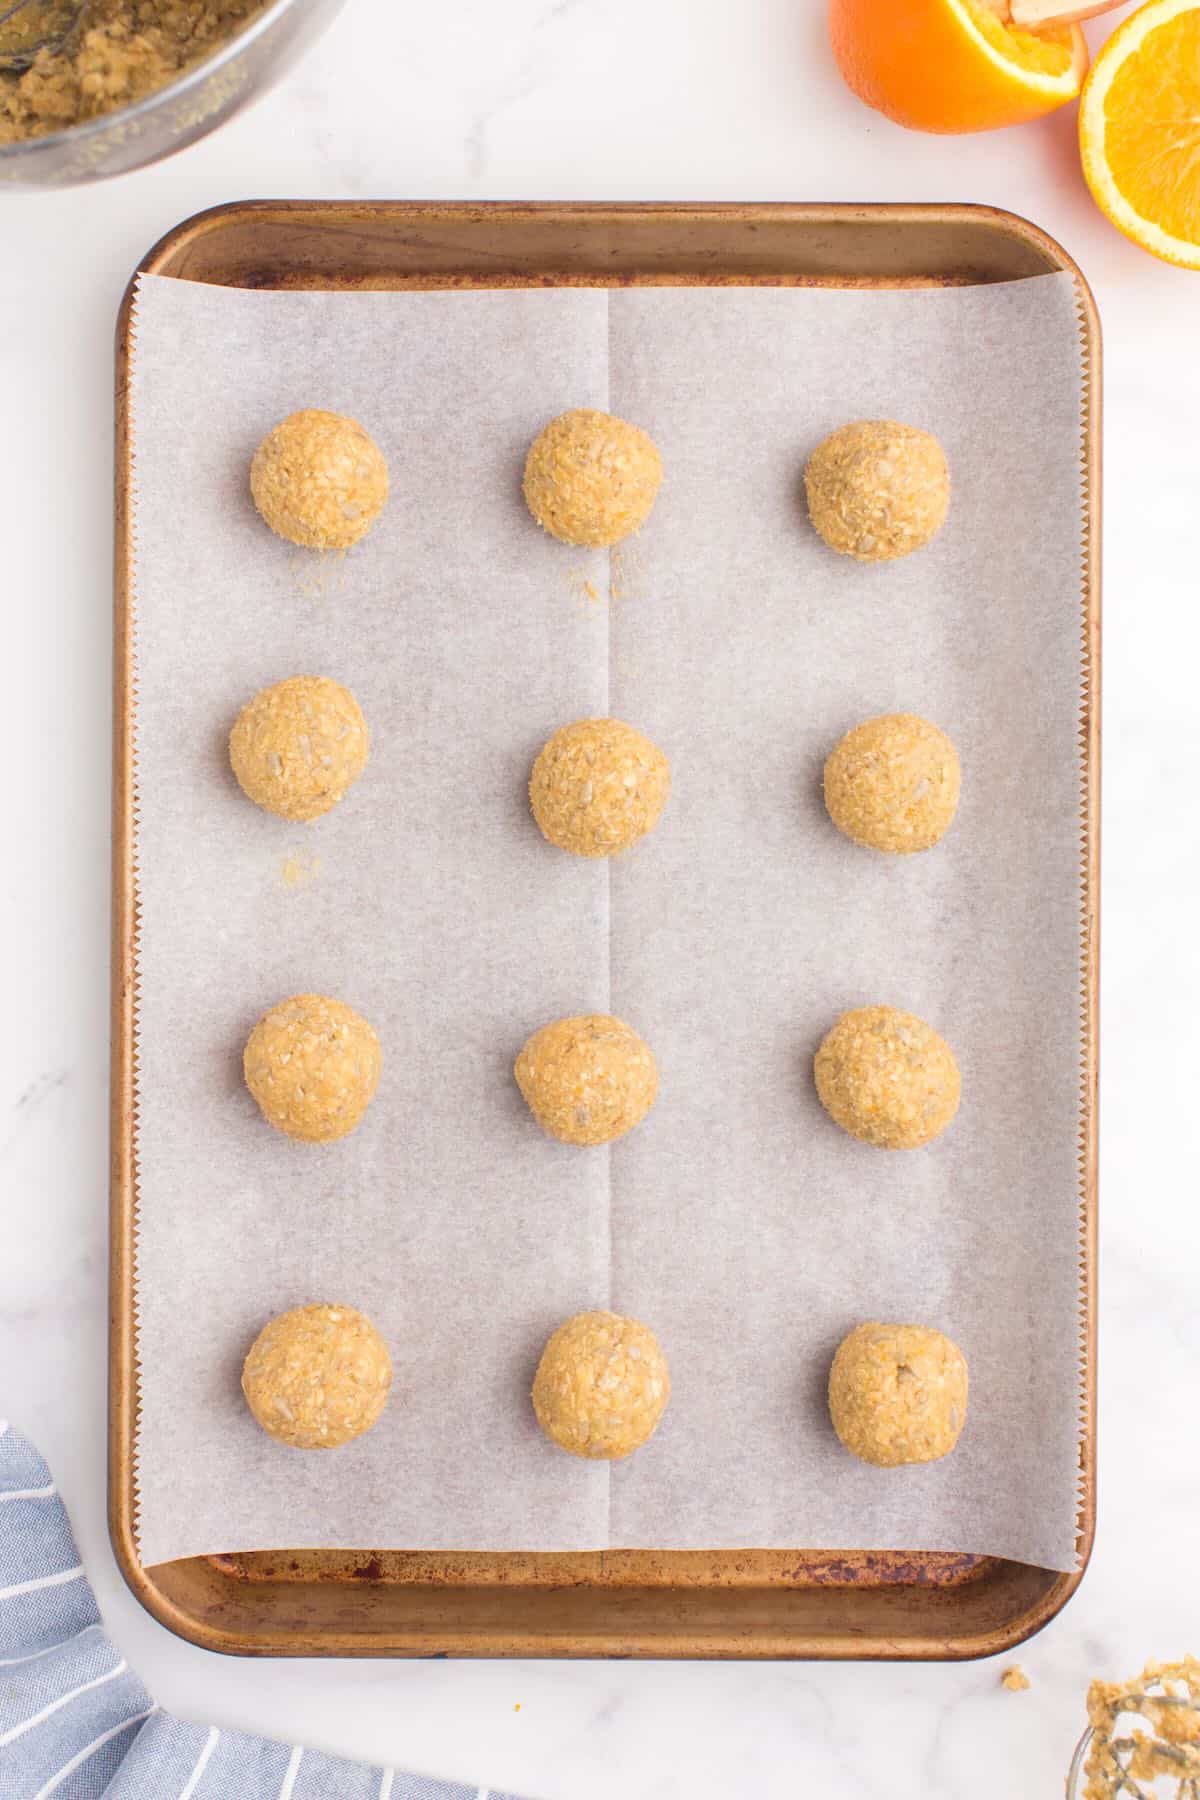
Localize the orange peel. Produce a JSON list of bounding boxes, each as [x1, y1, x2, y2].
[[829, 0, 1087, 133], [1080, 0, 1200, 269]]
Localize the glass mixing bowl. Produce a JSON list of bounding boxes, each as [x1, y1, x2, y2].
[[1067, 1727, 1093, 1797], [0, 0, 346, 187], [1066, 1665, 1200, 1800]]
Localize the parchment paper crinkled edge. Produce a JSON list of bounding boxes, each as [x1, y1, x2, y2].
[[1071, 273, 1099, 1570], [126, 272, 148, 1549]]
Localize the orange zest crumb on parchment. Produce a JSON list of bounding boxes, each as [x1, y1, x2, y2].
[[281, 853, 322, 890]]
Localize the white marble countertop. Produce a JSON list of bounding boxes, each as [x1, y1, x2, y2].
[[1, 1, 1195, 1793]]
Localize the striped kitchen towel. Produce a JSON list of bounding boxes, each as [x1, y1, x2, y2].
[[0, 1422, 530, 1800]]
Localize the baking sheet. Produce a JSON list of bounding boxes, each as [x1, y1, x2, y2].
[[128, 270, 1087, 1573]]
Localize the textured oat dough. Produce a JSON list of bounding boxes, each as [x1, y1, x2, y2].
[[523, 408, 663, 547], [814, 1005, 960, 1150], [0, 0, 267, 144], [243, 994, 382, 1143], [241, 1303, 392, 1449], [533, 1310, 670, 1460], [824, 712, 961, 854], [805, 420, 949, 562], [828, 1321, 968, 1467], [515, 1014, 658, 1147], [1083, 1659, 1200, 1799], [529, 718, 670, 858], [229, 675, 369, 823], [250, 409, 388, 550]]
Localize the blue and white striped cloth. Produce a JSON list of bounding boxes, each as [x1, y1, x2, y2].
[[0, 1423, 531, 1800]]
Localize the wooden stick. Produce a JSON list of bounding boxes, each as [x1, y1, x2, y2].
[[1009, 0, 1126, 25]]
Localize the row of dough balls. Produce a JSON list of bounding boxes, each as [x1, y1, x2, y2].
[[249, 406, 950, 562], [514, 1005, 961, 1151], [230, 683, 961, 861], [242, 1303, 968, 1470], [242, 997, 959, 1154]]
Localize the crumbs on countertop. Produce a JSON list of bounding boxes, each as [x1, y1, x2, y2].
[[1001, 1664, 1031, 1692]]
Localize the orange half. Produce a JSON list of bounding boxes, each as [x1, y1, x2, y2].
[[1080, 0, 1200, 268], [830, 0, 1088, 134]]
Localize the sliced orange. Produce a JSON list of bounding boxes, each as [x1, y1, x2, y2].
[[1080, 0, 1200, 268], [829, 0, 1088, 133]]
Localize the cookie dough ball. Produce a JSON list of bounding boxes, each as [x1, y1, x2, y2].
[[533, 1310, 670, 1460], [530, 718, 670, 858], [829, 1321, 968, 1467], [251, 409, 388, 550], [229, 675, 369, 823], [516, 1014, 657, 1147], [815, 1005, 959, 1149], [824, 713, 960, 854], [242, 1303, 392, 1449], [523, 408, 663, 547], [805, 420, 949, 562], [244, 993, 382, 1143]]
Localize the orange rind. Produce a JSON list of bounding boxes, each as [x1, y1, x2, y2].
[[1080, 0, 1200, 269], [829, 0, 1087, 133]]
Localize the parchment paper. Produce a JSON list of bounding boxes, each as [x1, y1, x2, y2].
[[128, 269, 1088, 1573]]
